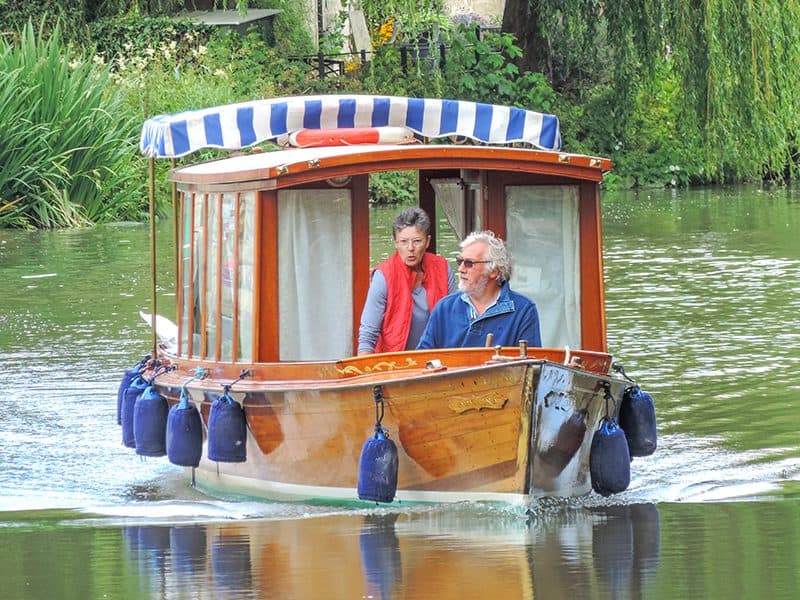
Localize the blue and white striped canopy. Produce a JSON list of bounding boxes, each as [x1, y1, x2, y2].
[[139, 94, 561, 158]]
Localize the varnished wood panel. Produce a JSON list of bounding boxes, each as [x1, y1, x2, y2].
[[578, 181, 606, 352], [156, 345, 613, 385], [154, 353, 620, 498], [350, 174, 370, 356], [171, 145, 611, 189], [169, 362, 534, 493], [246, 406, 284, 454], [483, 171, 506, 238], [256, 190, 279, 362]]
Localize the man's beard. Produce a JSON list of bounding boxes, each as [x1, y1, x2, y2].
[[458, 270, 491, 297]]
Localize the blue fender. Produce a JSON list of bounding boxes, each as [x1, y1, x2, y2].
[[590, 418, 631, 496], [619, 386, 657, 457], [357, 430, 399, 503]]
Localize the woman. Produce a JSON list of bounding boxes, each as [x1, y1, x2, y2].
[[358, 207, 456, 354]]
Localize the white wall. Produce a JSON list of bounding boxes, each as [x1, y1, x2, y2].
[[444, 0, 505, 23], [306, 0, 345, 49]]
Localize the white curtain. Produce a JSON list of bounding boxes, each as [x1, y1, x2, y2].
[[431, 178, 466, 240], [505, 186, 581, 349], [278, 189, 353, 360], [237, 193, 256, 363]]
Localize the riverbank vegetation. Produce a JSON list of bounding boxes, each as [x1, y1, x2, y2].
[[1, 1, 799, 227], [0, 22, 139, 227]]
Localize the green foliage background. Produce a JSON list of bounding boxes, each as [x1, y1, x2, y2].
[[0, 1, 798, 227]]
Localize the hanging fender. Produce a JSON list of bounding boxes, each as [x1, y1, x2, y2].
[[134, 384, 169, 457], [207, 392, 247, 463], [166, 388, 203, 468], [619, 385, 657, 457], [357, 385, 399, 503], [590, 417, 631, 496]]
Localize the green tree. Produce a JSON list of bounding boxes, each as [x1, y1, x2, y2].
[[502, 0, 800, 182]]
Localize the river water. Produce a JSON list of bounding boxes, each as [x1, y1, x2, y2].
[[1, 185, 798, 599]]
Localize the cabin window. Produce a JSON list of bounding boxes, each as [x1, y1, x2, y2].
[[505, 185, 581, 349], [179, 195, 191, 357], [186, 195, 205, 358], [277, 188, 353, 361], [236, 194, 255, 362], [205, 195, 219, 358], [178, 190, 255, 362]]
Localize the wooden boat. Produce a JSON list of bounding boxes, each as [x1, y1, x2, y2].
[[122, 94, 655, 504]]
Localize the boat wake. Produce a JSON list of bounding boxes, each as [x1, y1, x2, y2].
[[598, 433, 800, 504]]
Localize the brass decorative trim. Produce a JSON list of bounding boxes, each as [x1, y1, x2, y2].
[[336, 357, 419, 375], [448, 392, 508, 414]]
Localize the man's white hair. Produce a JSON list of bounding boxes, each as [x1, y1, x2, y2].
[[460, 230, 512, 284]]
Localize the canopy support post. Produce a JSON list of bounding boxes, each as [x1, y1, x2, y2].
[[171, 158, 179, 329], [149, 157, 158, 358]]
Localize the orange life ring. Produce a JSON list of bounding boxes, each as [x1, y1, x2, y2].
[[287, 126, 416, 147]]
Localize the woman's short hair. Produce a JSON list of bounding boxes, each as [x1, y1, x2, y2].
[[461, 230, 512, 284], [392, 207, 431, 238]]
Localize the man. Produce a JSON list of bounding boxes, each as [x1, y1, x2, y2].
[[416, 230, 541, 349]]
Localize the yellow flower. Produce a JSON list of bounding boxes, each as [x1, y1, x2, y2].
[[374, 18, 396, 45], [344, 57, 361, 72]]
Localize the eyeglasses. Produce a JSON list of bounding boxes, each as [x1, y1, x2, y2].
[[396, 238, 426, 248], [455, 256, 492, 268]]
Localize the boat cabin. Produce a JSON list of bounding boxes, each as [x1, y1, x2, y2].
[[141, 96, 611, 365]]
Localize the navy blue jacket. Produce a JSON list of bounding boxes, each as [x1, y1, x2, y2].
[[416, 283, 541, 349]]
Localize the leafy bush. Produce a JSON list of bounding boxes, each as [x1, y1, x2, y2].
[[105, 24, 313, 118], [0, 1, 87, 40], [88, 16, 215, 62], [0, 21, 141, 228], [440, 28, 558, 111], [370, 171, 418, 205], [563, 61, 707, 188]]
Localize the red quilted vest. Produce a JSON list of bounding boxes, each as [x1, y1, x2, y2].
[[374, 252, 449, 353]]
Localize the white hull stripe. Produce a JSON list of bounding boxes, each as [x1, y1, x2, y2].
[[193, 469, 535, 506], [140, 94, 561, 158]]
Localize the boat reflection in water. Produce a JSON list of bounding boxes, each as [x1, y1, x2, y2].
[[122, 503, 661, 599]]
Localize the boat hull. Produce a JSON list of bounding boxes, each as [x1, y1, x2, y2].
[[153, 354, 624, 504]]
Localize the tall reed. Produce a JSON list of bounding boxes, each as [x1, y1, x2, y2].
[[0, 21, 142, 228]]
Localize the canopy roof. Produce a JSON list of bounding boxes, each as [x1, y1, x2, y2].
[[139, 94, 561, 158]]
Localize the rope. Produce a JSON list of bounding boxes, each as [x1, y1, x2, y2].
[[143, 362, 175, 385], [601, 381, 615, 420], [373, 385, 388, 436], [612, 362, 638, 396], [179, 367, 207, 409], [612, 362, 635, 383], [220, 369, 252, 404]]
